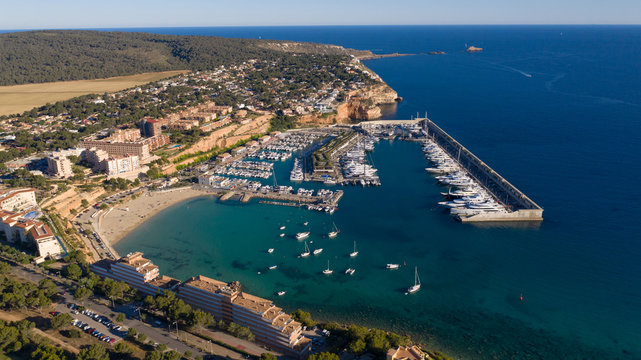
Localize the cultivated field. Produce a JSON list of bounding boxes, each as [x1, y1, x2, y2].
[[0, 70, 187, 116]]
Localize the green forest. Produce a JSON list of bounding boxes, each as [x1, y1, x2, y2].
[[0, 30, 338, 86]]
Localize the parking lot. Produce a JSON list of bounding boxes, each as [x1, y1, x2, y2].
[[61, 303, 127, 345]]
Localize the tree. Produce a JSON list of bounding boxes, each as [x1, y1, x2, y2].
[[308, 352, 340, 360], [186, 309, 212, 330], [78, 344, 110, 360], [291, 309, 316, 327], [113, 342, 133, 357], [260, 353, 277, 360], [81, 199, 89, 208], [347, 325, 368, 341], [51, 313, 73, 330], [116, 312, 126, 323], [137, 332, 147, 342], [365, 329, 391, 355], [348, 338, 367, 355], [126, 327, 138, 340], [0, 261, 11, 274], [144, 351, 164, 360], [64, 263, 83, 280], [156, 344, 167, 352], [163, 350, 181, 360], [184, 350, 193, 358], [74, 287, 92, 304]]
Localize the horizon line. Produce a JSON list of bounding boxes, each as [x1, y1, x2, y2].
[[2, 24, 641, 32]]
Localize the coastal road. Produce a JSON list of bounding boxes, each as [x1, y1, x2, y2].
[[9, 264, 209, 358]]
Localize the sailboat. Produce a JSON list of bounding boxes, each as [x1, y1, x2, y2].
[[407, 266, 421, 294], [300, 242, 310, 258], [322, 260, 333, 275], [349, 241, 358, 257], [328, 222, 339, 238]]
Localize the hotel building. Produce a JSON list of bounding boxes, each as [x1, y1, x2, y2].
[[89, 252, 310, 358], [0, 209, 62, 260], [177, 275, 311, 358], [387, 346, 426, 360], [89, 252, 179, 296], [0, 188, 37, 212], [79, 140, 150, 160]]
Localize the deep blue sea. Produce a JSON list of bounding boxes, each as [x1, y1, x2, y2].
[[87, 26, 641, 359]]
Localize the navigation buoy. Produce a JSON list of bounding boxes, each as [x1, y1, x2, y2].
[[520, 293, 523, 301]]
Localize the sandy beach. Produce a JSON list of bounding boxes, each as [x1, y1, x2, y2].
[[95, 186, 219, 248]]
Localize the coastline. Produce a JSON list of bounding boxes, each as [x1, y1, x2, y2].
[[95, 186, 218, 249]]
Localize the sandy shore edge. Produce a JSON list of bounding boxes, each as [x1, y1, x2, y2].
[[95, 187, 219, 250]]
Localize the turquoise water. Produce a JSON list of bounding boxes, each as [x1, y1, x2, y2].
[[115, 26, 641, 359]]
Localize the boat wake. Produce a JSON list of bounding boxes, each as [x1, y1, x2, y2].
[[491, 62, 533, 78]]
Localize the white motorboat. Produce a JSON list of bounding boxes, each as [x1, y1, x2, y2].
[[303, 221, 309, 226], [300, 242, 310, 257], [349, 241, 358, 257], [387, 264, 400, 270], [313, 248, 323, 255], [322, 260, 333, 275], [296, 232, 310, 240], [407, 266, 421, 294], [268, 265, 277, 270], [277, 291, 286, 296], [280, 226, 286, 230], [267, 248, 274, 254], [280, 233, 285, 237]]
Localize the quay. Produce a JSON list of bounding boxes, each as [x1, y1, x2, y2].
[[219, 189, 343, 207], [360, 118, 543, 222]]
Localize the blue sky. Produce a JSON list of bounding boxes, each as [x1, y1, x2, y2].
[[2, 0, 640, 29]]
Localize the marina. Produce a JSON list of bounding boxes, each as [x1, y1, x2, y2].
[[360, 118, 543, 222]]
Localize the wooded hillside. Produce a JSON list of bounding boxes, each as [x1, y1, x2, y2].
[[0, 30, 346, 86]]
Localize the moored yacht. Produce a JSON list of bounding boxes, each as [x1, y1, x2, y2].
[[313, 248, 323, 255], [349, 241, 358, 257], [267, 248, 274, 254], [300, 242, 310, 257], [328, 222, 340, 238], [407, 266, 421, 294], [345, 268, 355, 275], [296, 232, 310, 240], [322, 260, 333, 275], [387, 264, 400, 270]]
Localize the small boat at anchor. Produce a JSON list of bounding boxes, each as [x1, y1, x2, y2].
[[349, 241, 358, 257], [277, 291, 286, 296], [407, 266, 421, 294], [322, 260, 333, 275], [296, 232, 310, 240], [280, 233, 285, 237], [267, 248, 274, 254], [280, 226, 286, 230], [313, 248, 323, 255], [387, 264, 400, 270], [345, 268, 355, 275], [268, 265, 277, 270], [300, 242, 310, 258], [328, 222, 340, 238]]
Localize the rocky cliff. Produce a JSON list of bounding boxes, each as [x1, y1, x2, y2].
[[298, 82, 399, 125]]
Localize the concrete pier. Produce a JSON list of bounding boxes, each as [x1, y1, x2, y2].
[[360, 118, 543, 222]]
